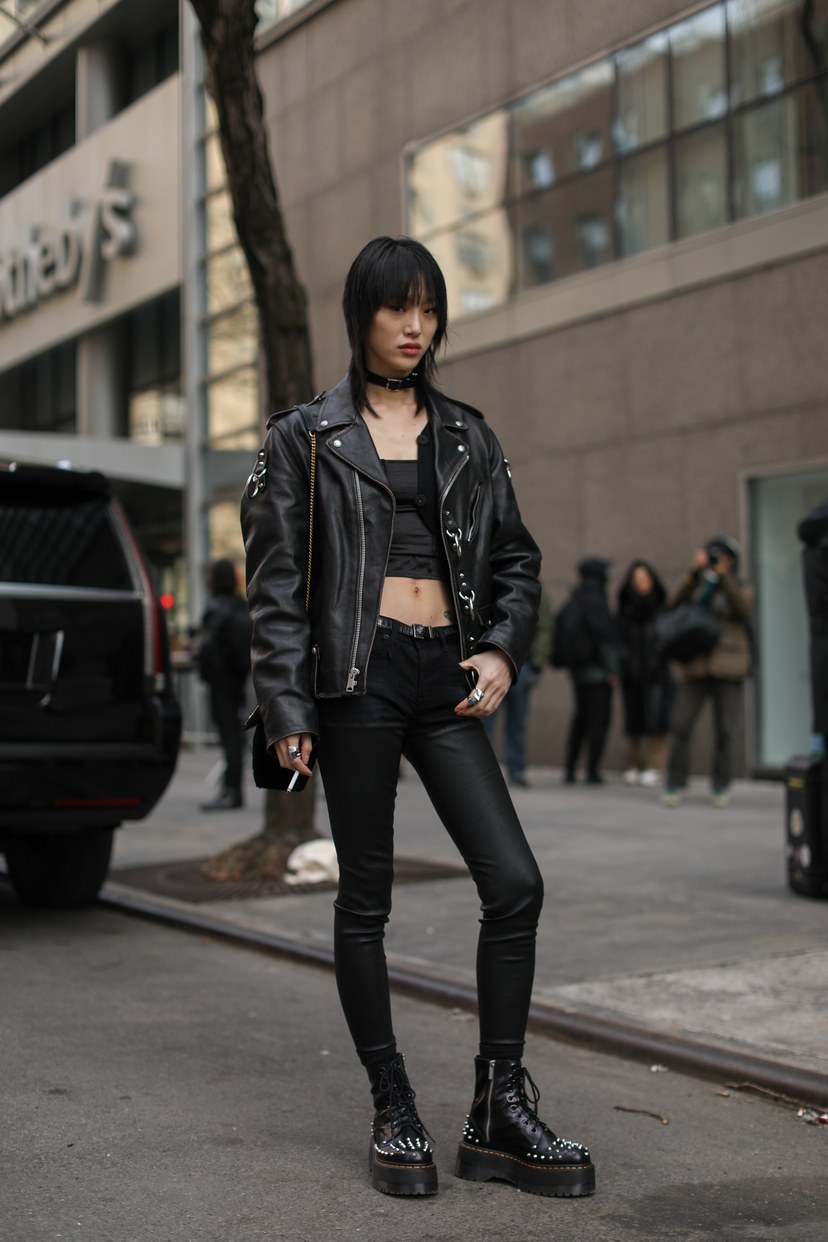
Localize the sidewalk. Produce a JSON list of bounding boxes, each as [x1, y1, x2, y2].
[[108, 746, 828, 1100]]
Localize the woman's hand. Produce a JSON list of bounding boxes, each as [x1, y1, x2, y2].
[[455, 648, 514, 717], [273, 732, 315, 778]]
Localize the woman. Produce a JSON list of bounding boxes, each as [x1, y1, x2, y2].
[[241, 237, 594, 1199], [616, 561, 673, 786]]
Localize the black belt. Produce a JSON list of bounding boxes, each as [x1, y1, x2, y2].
[[377, 616, 458, 640]]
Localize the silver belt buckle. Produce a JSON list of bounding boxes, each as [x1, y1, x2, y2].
[[412, 623, 425, 638]]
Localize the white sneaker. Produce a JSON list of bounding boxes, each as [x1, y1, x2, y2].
[[639, 769, 662, 787], [711, 789, 731, 808], [623, 769, 639, 785], [662, 789, 682, 807]]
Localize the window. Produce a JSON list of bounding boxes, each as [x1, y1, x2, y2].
[[671, 6, 728, 129], [127, 291, 184, 445], [675, 123, 729, 237], [0, 342, 77, 434], [0, 98, 75, 196], [125, 20, 179, 107], [616, 148, 670, 257], [407, 1, 828, 318], [733, 83, 828, 218], [615, 34, 669, 153]]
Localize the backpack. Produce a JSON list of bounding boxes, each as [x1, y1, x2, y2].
[[550, 595, 596, 669]]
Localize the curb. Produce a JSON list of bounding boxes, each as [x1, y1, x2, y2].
[[99, 884, 828, 1109]]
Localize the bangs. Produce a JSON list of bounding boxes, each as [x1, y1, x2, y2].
[[368, 248, 442, 314]]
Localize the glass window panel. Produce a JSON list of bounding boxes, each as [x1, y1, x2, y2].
[[671, 4, 728, 128], [514, 167, 615, 286], [206, 366, 259, 445], [676, 123, 729, 238], [129, 385, 186, 445], [616, 146, 670, 258], [733, 83, 828, 218], [510, 60, 614, 193], [422, 213, 512, 318], [728, 0, 828, 105], [615, 33, 669, 152], [206, 302, 259, 376], [205, 246, 254, 314], [407, 111, 508, 237], [205, 190, 237, 252]]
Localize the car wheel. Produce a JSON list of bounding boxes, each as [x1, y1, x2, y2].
[[5, 829, 114, 908]]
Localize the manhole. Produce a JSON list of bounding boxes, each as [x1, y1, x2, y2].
[[110, 855, 467, 904]]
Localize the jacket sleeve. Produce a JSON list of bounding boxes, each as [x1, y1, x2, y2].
[[478, 428, 541, 675], [719, 573, 755, 621], [240, 414, 318, 749]]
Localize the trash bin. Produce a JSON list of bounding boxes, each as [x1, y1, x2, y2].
[[785, 755, 828, 898]]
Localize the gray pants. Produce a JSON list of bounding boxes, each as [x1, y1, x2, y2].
[[666, 677, 742, 792]]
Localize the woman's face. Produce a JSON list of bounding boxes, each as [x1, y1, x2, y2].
[[631, 565, 654, 595], [364, 296, 438, 378]]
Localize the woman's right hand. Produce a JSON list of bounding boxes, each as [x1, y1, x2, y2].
[[273, 733, 315, 778]]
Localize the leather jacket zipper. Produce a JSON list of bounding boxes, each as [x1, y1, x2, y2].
[[439, 451, 470, 659], [346, 473, 367, 692]]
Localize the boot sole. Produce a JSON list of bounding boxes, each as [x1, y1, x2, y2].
[[369, 1144, 438, 1196], [455, 1141, 595, 1197]]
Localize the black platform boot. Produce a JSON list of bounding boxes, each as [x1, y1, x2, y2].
[[367, 1054, 437, 1196], [455, 1057, 595, 1197]]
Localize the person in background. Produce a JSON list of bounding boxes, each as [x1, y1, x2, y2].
[[662, 537, 755, 808], [798, 495, 828, 759], [484, 587, 552, 788], [559, 557, 620, 785], [616, 561, 673, 786], [196, 559, 252, 811]]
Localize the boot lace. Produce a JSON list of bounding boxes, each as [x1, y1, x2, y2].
[[377, 1058, 434, 1146], [507, 1064, 553, 1139]]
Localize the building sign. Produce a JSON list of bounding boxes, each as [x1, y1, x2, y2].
[[0, 159, 137, 327]]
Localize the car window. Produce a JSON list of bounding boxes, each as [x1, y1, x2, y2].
[[0, 495, 133, 590]]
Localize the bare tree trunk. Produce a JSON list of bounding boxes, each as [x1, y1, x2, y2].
[[189, 0, 317, 880]]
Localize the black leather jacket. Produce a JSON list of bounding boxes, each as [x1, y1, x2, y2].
[[241, 377, 541, 749]]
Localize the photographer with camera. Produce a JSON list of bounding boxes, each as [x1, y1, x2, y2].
[[662, 537, 755, 808]]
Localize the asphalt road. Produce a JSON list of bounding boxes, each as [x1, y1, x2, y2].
[[2, 884, 826, 1242]]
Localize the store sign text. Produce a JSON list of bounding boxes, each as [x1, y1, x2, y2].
[[0, 160, 137, 327]]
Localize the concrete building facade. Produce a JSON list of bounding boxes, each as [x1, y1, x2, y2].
[[2, 0, 826, 772], [255, 0, 828, 775]]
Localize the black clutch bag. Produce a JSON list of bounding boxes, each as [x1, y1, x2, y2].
[[245, 706, 316, 793]]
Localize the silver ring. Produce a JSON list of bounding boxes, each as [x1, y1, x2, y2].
[[287, 746, 302, 761], [467, 687, 485, 706]]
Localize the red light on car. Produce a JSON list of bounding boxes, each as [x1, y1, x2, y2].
[[160, 593, 175, 610]]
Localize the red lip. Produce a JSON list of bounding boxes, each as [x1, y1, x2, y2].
[[400, 345, 421, 355]]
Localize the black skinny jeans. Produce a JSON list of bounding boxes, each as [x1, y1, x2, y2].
[[317, 620, 544, 1066]]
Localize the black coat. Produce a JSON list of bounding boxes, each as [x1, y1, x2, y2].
[[616, 562, 673, 736], [197, 593, 251, 690], [241, 377, 541, 749], [798, 495, 828, 735]]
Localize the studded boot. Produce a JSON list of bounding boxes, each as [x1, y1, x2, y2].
[[366, 1053, 437, 1196], [455, 1056, 595, 1197]]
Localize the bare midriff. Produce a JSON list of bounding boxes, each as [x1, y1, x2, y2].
[[380, 576, 455, 627]]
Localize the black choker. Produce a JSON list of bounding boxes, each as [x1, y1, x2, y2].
[[365, 368, 419, 391]]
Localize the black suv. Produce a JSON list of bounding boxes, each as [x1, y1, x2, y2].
[[0, 463, 181, 906]]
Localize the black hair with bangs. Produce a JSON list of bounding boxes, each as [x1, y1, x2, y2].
[[342, 236, 448, 415]]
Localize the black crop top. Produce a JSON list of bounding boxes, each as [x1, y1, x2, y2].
[[383, 458, 448, 581]]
